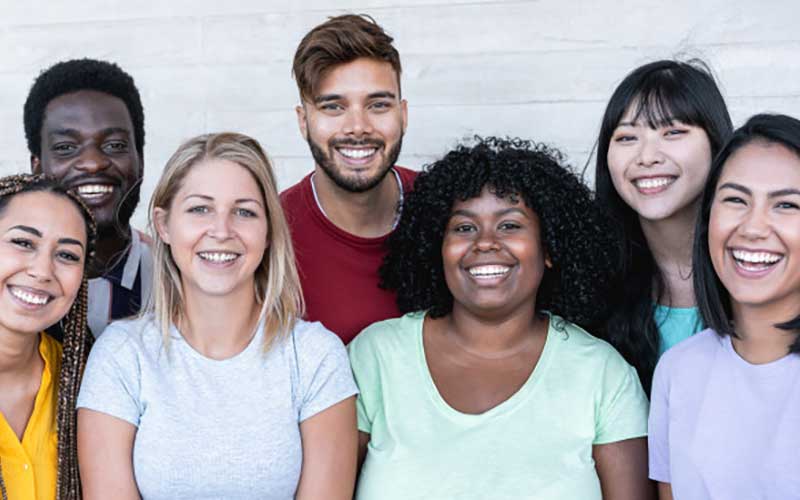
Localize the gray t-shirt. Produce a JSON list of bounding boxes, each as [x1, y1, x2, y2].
[[77, 313, 358, 500]]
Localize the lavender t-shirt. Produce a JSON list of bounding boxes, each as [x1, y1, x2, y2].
[[649, 329, 800, 500]]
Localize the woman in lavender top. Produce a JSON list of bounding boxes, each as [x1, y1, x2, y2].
[[648, 114, 800, 500]]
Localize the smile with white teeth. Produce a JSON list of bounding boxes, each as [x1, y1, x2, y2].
[[198, 251, 239, 263], [77, 184, 115, 198], [337, 148, 377, 159], [731, 249, 783, 270], [468, 265, 511, 278], [9, 286, 51, 306], [634, 176, 675, 190]]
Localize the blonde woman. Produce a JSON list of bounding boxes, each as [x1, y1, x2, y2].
[[76, 133, 358, 500]]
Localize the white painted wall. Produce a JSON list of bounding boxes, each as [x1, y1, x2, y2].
[[2, 0, 798, 228]]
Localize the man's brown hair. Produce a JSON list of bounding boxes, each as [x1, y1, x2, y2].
[[293, 14, 402, 102]]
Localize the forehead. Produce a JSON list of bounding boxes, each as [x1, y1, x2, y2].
[[451, 188, 534, 216], [177, 158, 263, 199], [720, 141, 800, 188], [42, 89, 135, 137], [0, 191, 87, 241], [315, 57, 399, 97]]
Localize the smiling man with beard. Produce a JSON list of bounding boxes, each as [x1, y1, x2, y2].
[[24, 58, 152, 338], [281, 14, 416, 343]]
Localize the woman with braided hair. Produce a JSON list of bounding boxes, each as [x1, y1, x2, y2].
[[0, 174, 96, 500]]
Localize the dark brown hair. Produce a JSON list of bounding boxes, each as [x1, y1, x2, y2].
[[292, 14, 402, 102], [0, 174, 96, 500]]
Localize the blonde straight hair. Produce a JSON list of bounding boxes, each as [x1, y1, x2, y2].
[[147, 133, 304, 349]]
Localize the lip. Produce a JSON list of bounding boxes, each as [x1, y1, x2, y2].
[[7, 284, 54, 310], [631, 175, 677, 195], [728, 247, 784, 279], [463, 262, 515, 286], [68, 177, 121, 206], [332, 142, 383, 166], [196, 250, 242, 268]]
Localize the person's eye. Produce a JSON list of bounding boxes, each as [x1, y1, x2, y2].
[[187, 205, 209, 214], [664, 128, 688, 137], [320, 103, 343, 112], [235, 207, 257, 218], [52, 143, 78, 155], [370, 101, 392, 111], [775, 200, 800, 210], [722, 196, 746, 205], [613, 134, 636, 143], [103, 140, 129, 153], [56, 250, 81, 263], [10, 238, 34, 249], [499, 221, 522, 231], [452, 223, 476, 233]]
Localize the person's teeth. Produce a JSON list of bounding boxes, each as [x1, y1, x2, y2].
[[77, 184, 114, 197], [732, 249, 782, 264], [468, 265, 511, 277], [635, 177, 674, 189], [198, 252, 238, 262], [338, 148, 377, 159], [10, 287, 49, 305]]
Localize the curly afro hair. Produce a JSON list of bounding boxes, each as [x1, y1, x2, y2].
[[24, 58, 145, 158], [381, 137, 621, 329]]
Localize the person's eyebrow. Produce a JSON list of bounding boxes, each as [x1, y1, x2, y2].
[[314, 94, 343, 104], [183, 194, 214, 202], [57, 237, 84, 249], [8, 225, 42, 237], [236, 198, 263, 207], [768, 188, 800, 198], [718, 182, 751, 195], [496, 207, 529, 218], [367, 91, 397, 100], [48, 127, 130, 137]]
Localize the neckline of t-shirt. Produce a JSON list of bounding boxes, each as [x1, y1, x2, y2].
[[413, 311, 556, 423], [303, 169, 402, 246], [721, 333, 799, 376], [653, 304, 699, 316], [168, 313, 267, 365]]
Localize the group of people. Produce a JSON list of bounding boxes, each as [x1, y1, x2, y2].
[[0, 12, 797, 500]]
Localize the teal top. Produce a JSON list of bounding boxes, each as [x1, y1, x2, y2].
[[653, 305, 703, 356], [348, 312, 648, 500]]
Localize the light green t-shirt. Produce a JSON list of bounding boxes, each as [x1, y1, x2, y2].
[[653, 305, 703, 356], [348, 312, 649, 500]]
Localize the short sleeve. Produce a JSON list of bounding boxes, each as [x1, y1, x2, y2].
[[76, 325, 143, 426], [347, 326, 384, 434], [648, 356, 672, 482], [295, 323, 358, 422], [594, 351, 649, 444]]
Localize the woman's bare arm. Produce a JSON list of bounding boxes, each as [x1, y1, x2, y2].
[[78, 408, 140, 500], [593, 437, 655, 500], [295, 396, 358, 500]]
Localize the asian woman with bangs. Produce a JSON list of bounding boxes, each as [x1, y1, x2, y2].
[[595, 59, 733, 392], [649, 113, 800, 500]]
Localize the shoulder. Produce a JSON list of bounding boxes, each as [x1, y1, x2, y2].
[[349, 312, 422, 354], [91, 313, 161, 360], [394, 166, 418, 189], [289, 318, 347, 359], [550, 316, 626, 363], [655, 328, 722, 375], [279, 174, 312, 207]]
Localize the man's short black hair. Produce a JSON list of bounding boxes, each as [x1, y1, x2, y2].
[[24, 58, 145, 158]]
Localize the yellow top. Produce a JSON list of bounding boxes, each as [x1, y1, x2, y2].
[[0, 333, 62, 500]]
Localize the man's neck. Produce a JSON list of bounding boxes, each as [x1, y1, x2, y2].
[[312, 167, 400, 238], [91, 225, 133, 278]]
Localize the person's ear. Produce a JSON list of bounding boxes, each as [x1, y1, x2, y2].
[[296, 104, 309, 139], [153, 207, 171, 244], [31, 155, 42, 174]]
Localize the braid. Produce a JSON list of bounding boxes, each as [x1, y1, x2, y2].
[[56, 279, 92, 499]]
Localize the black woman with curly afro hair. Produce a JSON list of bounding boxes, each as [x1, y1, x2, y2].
[[348, 137, 653, 500], [0, 174, 96, 500]]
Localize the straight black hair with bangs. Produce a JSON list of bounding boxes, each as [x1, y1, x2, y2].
[[694, 113, 800, 354], [594, 59, 733, 393]]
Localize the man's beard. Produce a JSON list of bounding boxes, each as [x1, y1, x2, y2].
[[307, 134, 403, 193], [97, 180, 142, 239]]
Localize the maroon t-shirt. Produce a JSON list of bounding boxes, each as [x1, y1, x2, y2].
[[280, 167, 417, 344]]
